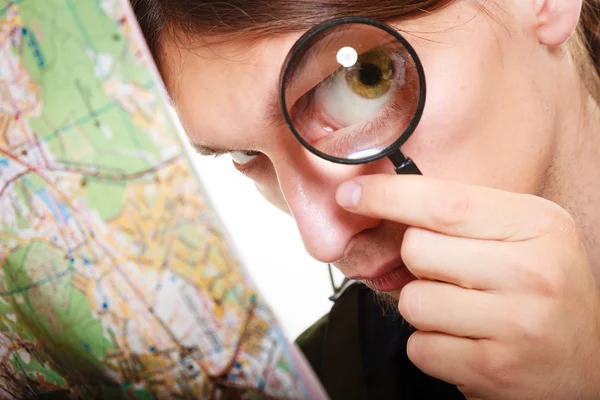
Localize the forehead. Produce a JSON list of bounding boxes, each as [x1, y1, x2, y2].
[[158, 3, 503, 147], [160, 35, 299, 146]]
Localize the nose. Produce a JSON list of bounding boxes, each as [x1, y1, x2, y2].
[[273, 148, 382, 263]]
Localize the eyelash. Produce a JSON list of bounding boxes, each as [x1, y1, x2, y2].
[[298, 71, 408, 155], [320, 99, 403, 156]]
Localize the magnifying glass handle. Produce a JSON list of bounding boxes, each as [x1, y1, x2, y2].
[[394, 158, 422, 175], [388, 151, 422, 175]]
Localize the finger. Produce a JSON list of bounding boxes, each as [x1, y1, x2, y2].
[[399, 280, 507, 339], [401, 227, 533, 290], [335, 175, 569, 241], [406, 331, 485, 397]]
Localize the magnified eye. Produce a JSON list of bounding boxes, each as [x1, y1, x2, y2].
[[311, 49, 406, 128], [282, 20, 425, 162]]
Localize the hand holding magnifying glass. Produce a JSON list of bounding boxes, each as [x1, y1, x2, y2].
[[278, 17, 600, 400], [279, 17, 426, 175]]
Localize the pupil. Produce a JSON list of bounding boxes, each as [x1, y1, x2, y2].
[[358, 63, 382, 86]]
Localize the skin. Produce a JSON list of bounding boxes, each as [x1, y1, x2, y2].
[[160, 0, 600, 398]]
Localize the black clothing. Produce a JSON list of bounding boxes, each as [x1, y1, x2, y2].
[[296, 283, 466, 399]]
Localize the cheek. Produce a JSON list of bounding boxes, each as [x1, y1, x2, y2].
[[402, 30, 554, 194], [252, 162, 290, 215]]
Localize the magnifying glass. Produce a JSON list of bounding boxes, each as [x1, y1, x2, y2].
[[279, 17, 426, 175]]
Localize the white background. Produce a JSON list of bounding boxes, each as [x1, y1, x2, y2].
[[188, 149, 345, 340]]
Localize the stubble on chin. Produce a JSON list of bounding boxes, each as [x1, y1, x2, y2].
[[373, 290, 418, 331], [375, 291, 399, 312]]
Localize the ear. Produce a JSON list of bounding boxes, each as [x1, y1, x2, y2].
[[533, 0, 583, 46]]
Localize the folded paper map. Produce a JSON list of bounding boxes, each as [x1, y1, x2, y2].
[[0, 0, 328, 398]]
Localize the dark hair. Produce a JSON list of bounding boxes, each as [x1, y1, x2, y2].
[[131, 0, 454, 67], [573, 0, 600, 101], [130, 0, 600, 102]]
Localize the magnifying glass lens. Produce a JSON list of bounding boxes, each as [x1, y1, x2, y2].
[[281, 21, 424, 163]]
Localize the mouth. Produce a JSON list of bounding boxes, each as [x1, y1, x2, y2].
[[350, 259, 416, 293]]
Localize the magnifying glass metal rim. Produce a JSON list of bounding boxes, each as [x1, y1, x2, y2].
[[279, 16, 427, 166]]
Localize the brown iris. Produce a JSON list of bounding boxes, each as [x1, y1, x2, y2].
[[344, 49, 395, 99]]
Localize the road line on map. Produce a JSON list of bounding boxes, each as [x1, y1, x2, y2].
[[87, 232, 216, 377], [0, 169, 30, 197]]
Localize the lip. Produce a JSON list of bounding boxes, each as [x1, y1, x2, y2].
[[349, 258, 415, 293], [349, 257, 404, 281]]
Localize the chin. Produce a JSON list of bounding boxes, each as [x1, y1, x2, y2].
[[370, 290, 402, 315], [382, 288, 403, 299]]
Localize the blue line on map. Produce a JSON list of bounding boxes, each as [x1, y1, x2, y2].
[[42, 102, 117, 143], [22, 28, 44, 68], [12, 353, 30, 380], [21, 27, 46, 69], [117, 107, 143, 150], [36, 188, 70, 224], [65, 0, 106, 75], [65, 0, 95, 50], [0, 267, 73, 297], [273, 326, 311, 397], [60, 203, 72, 223], [0, 158, 9, 167], [0, 0, 23, 17]]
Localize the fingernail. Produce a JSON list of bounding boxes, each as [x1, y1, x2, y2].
[[336, 181, 362, 208]]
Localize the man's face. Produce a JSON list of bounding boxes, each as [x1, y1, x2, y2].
[[161, 2, 561, 298]]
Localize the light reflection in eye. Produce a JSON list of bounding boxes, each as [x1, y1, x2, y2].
[[281, 20, 424, 162], [336, 46, 358, 68]]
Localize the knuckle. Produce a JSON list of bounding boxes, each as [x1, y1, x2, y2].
[[511, 302, 552, 343], [428, 186, 471, 229], [470, 343, 520, 389], [518, 253, 568, 297], [540, 263, 569, 296], [508, 302, 553, 349]]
